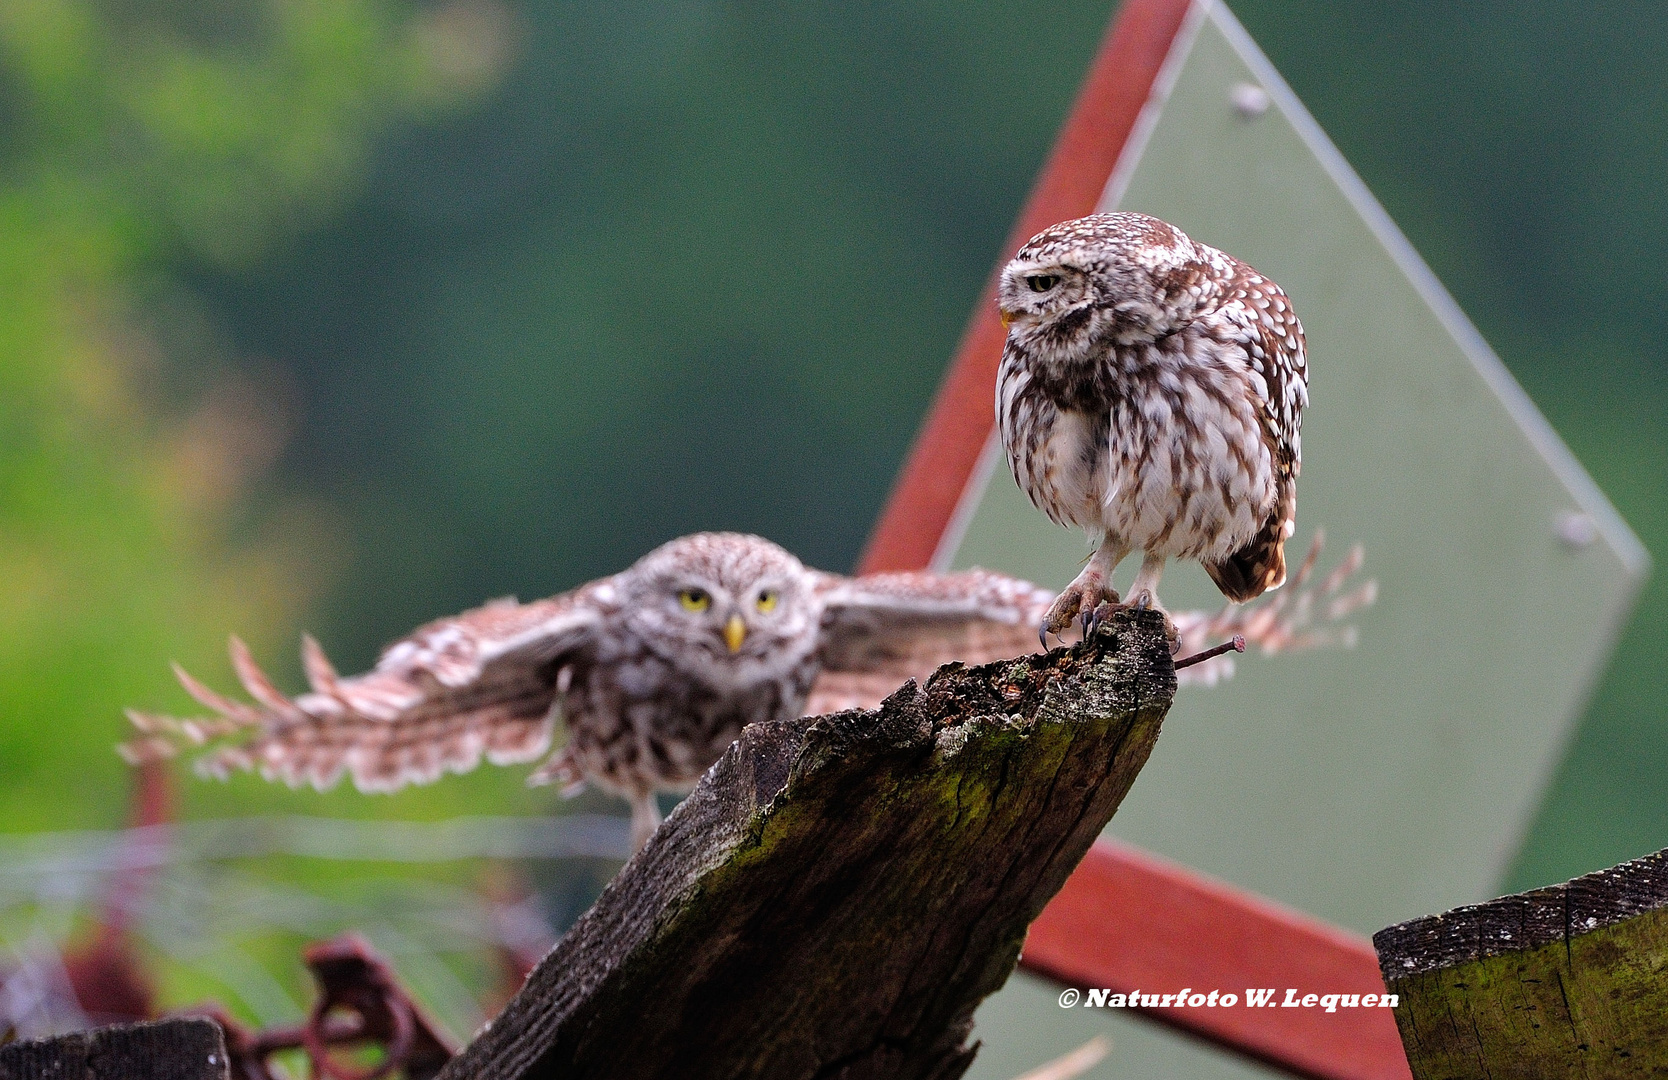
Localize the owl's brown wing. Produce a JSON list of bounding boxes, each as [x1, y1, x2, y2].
[[121, 586, 608, 793], [805, 537, 1374, 711], [805, 569, 1058, 715], [1205, 263, 1310, 601]]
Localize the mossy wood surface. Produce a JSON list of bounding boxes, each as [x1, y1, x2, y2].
[[1374, 847, 1668, 1078], [440, 611, 1175, 1080], [0, 1018, 229, 1080]]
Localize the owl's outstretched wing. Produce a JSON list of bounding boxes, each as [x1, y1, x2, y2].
[[121, 588, 608, 793], [1172, 533, 1375, 687], [807, 569, 1057, 715], [806, 536, 1374, 713]]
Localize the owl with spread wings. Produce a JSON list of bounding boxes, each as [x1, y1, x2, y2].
[[123, 531, 1370, 851]]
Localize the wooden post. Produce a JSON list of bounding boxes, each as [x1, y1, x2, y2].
[[0, 1018, 228, 1080], [440, 610, 1175, 1080], [1373, 847, 1668, 1078]]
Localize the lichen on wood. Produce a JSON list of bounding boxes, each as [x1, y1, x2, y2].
[[440, 609, 1176, 1080], [1374, 846, 1668, 1078]]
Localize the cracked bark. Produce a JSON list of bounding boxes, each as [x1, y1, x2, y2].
[[439, 609, 1175, 1080], [1374, 846, 1668, 1078]]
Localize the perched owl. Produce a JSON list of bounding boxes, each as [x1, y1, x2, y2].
[[124, 531, 1365, 851], [996, 213, 1309, 640]]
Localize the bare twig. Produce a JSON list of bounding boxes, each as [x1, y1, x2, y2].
[[1174, 634, 1245, 670]]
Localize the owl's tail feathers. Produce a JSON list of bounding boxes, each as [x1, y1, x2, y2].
[[1206, 518, 1289, 603]]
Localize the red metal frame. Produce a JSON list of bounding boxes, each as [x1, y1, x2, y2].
[[855, 1, 1411, 1076]]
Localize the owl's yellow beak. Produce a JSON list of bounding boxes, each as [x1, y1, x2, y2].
[[723, 613, 747, 653], [998, 307, 1015, 329]]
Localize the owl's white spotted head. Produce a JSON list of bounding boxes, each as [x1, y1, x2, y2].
[[617, 532, 821, 685], [998, 212, 1221, 361]]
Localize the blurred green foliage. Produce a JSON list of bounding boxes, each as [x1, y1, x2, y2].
[[2, 0, 1666, 1028], [0, 0, 526, 823], [0, 0, 533, 1027]]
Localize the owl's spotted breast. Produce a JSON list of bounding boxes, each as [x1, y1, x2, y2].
[[1004, 329, 1276, 563], [561, 628, 818, 798]]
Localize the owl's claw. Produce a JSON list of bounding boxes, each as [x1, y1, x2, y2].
[[1042, 578, 1119, 643], [1123, 590, 1180, 649], [1082, 599, 1118, 638]]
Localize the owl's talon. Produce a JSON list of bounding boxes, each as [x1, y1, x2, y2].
[[1113, 587, 1178, 646], [1095, 599, 1123, 635], [1045, 575, 1125, 643], [1041, 582, 1086, 642]]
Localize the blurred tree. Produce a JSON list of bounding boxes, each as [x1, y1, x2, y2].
[[0, 0, 520, 1019]]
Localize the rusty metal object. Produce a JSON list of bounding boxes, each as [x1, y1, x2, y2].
[[180, 935, 454, 1080]]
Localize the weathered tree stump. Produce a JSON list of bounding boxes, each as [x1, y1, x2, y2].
[[0, 1018, 229, 1080], [441, 609, 1175, 1080], [1374, 846, 1668, 1078]]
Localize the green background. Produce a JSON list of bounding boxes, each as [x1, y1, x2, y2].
[[189, 0, 1668, 891], [2, 0, 1665, 1063]]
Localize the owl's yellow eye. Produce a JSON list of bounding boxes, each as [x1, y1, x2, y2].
[[755, 589, 778, 613], [677, 589, 711, 612], [1026, 274, 1060, 293]]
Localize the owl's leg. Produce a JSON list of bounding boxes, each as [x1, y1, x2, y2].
[[1124, 552, 1179, 647], [627, 790, 662, 853], [526, 747, 588, 797], [1042, 540, 1129, 643]]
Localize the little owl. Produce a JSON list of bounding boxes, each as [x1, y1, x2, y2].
[[996, 213, 1309, 640], [124, 531, 1360, 852]]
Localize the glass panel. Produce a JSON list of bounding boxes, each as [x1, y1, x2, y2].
[[962, 7, 1645, 1078]]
